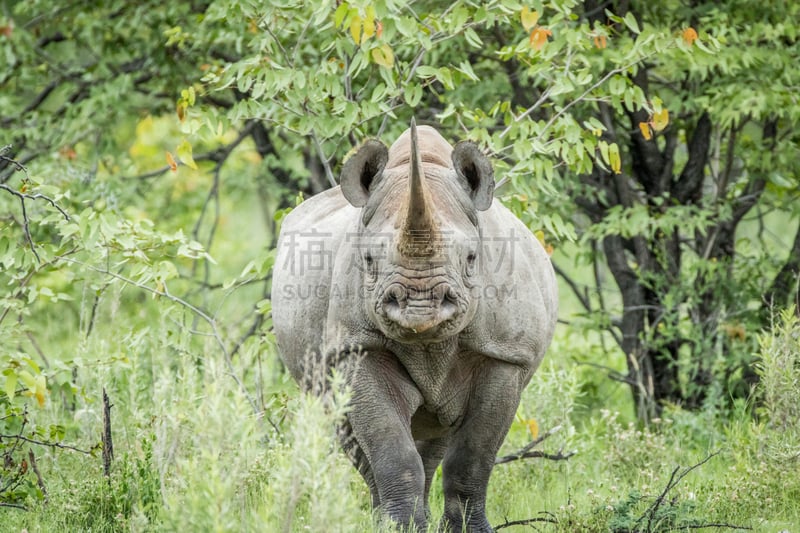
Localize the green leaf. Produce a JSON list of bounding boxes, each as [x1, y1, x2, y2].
[[4, 371, 17, 401], [623, 12, 640, 34], [404, 83, 423, 107], [334, 3, 349, 28]]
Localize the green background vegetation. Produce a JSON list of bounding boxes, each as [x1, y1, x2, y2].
[[1, 0, 798, 530]]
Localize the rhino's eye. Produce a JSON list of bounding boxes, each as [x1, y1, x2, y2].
[[466, 251, 477, 276]]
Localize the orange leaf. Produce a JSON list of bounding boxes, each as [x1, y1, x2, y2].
[[529, 27, 552, 51], [376, 20, 383, 39], [166, 151, 178, 172], [593, 35, 607, 49], [682, 27, 698, 46], [59, 145, 78, 160], [0, 20, 13, 38], [639, 122, 652, 140], [527, 419, 539, 439]]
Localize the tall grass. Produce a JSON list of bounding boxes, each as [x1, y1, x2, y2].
[[3, 299, 800, 531]]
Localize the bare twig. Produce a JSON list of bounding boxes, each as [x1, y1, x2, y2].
[[495, 425, 577, 464], [0, 502, 27, 510], [102, 388, 114, 477], [0, 183, 72, 259], [685, 525, 752, 531], [311, 132, 337, 188], [0, 433, 95, 455], [553, 262, 593, 313], [573, 359, 636, 386], [495, 513, 558, 530], [28, 449, 47, 501]]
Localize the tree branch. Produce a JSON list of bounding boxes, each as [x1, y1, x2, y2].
[[0, 155, 71, 263], [494, 514, 558, 529], [0, 433, 95, 455], [674, 112, 712, 204], [495, 425, 577, 464]]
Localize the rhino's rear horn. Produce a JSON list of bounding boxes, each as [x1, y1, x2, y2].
[[452, 142, 495, 211], [341, 140, 389, 207]]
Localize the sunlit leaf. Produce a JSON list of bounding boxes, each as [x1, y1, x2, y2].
[[609, 143, 622, 174], [651, 108, 669, 131], [177, 139, 198, 170], [598, 140, 610, 166], [4, 371, 16, 400], [520, 7, 539, 32], [639, 122, 652, 140], [362, 6, 376, 40], [527, 419, 539, 439], [349, 15, 362, 45], [18, 370, 36, 389], [371, 44, 394, 68], [34, 374, 47, 407]]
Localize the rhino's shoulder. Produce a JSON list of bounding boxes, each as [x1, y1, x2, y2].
[[463, 201, 558, 368]]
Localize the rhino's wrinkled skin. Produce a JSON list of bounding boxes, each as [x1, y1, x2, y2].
[[272, 121, 558, 532]]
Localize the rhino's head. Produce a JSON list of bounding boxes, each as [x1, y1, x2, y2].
[[340, 119, 494, 343]]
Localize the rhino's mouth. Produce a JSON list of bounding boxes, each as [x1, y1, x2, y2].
[[378, 280, 464, 337]]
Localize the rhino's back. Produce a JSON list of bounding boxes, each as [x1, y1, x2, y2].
[[272, 186, 357, 380]]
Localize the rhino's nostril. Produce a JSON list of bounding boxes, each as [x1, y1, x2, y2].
[[383, 284, 407, 309], [441, 286, 459, 315]]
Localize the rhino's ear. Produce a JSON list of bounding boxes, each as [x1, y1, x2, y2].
[[452, 141, 495, 211], [340, 140, 389, 207]]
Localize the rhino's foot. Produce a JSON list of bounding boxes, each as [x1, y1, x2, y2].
[[439, 513, 493, 533]]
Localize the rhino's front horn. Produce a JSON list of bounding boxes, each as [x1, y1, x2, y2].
[[400, 118, 439, 257]]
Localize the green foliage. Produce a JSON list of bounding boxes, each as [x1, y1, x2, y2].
[[1, 0, 799, 529], [756, 308, 800, 434]]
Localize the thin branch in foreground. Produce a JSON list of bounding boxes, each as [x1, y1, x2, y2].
[[684, 524, 752, 531], [495, 424, 577, 465], [495, 513, 558, 530], [0, 502, 27, 510], [28, 449, 47, 501], [0, 153, 71, 263], [0, 433, 95, 455]]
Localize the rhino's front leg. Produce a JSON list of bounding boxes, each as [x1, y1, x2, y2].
[[440, 361, 527, 533], [347, 351, 427, 530]]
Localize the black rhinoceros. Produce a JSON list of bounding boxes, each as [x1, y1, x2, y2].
[[272, 120, 558, 532]]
